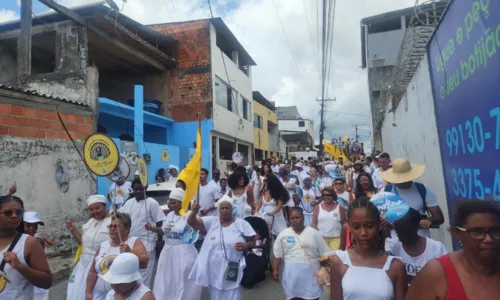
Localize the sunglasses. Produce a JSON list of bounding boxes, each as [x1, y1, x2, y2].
[[322, 194, 334, 198], [334, 182, 344, 185], [456, 226, 500, 240], [1, 209, 24, 217]]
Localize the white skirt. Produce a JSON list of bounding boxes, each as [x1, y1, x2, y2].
[[67, 254, 94, 300], [208, 286, 242, 300], [140, 250, 156, 288], [303, 213, 313, 227], [153, 243, 201, 300], [282, 259, 323, 300]]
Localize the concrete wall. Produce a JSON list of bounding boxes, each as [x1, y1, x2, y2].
[[278, 119, 314, 138], [366, 30, 405, 68], [0, 95, 95, 256], [210, 23, 254, 145], [380, 53, 452, 251]]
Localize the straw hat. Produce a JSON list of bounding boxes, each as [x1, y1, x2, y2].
[[381, 158, 425, 184], [354, 160, 363, 165]]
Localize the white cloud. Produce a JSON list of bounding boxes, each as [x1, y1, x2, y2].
[[36, 0, 417, 151], [0, 9, 17, 23]]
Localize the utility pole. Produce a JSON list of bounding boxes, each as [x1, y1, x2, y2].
[[317, 97, 336, 157], [18, 0, 32, 80], [355, 124, 359, 142]]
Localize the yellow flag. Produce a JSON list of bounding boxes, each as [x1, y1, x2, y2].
[[178, 126, 202, 215]]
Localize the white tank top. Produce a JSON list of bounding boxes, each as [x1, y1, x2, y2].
[[336, 250, 396, 300], [0, 234, 33, 300], [230, 191, 248, 219], [105, 283, 151, 300], [317, 203, 342, 237], [94, 237, 138, 298]]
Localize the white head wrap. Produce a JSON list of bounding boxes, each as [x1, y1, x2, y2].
[[168, 165, 179, 172], [325, 164, 337, 172], [169, 187, 184, 202], [215, 195, 234, 208], [87, 195, 106, 207]]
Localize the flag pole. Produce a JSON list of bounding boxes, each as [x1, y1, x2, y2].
[[196, 113, 201, 204]]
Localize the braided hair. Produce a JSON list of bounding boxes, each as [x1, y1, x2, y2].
[[347, 196, 384, 251]]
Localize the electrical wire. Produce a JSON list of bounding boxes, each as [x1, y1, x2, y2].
[[271, 0, 315, 99], [302, 0, 321, 95], [324, 0, 337, 99]]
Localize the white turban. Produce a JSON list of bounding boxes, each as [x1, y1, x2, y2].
[[325, 164, 337, 172], [168, 165, 179, 172], [215, 195, 234, 208], [87, 195, 106, 207], [169, 187, 185, 202]]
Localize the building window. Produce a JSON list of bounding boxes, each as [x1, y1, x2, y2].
[[242, 97, 251, 121], [219, 138, 235, 160], [215, 77, 236, 113], [254, 114, 263, 129], [298, 120, 305, 127]]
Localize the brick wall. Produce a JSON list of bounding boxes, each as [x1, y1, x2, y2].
[[152, 20, 213, 122], [0, 103, 93, 141]]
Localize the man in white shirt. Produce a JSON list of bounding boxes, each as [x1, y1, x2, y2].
[[372, 152, 391, 190], [120, 178, 166, 288], [271, 161, 280, 174], [333, 177, 350, 210], [303, 161, 311, 174], [209, 168, 221, 189], [386, 208, 447, 286], [108, 179, 132, 210], [364, 157, 375, 175], [195, 168, 220, 217], [382, 158, 444, 238]]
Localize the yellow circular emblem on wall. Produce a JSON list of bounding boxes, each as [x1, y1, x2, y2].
[[161, 150, 170, 162], [138, 157, 148, 186], [83, 133, 119, 176]]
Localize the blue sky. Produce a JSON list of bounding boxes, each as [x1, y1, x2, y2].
[[2, 0, 51, 16]]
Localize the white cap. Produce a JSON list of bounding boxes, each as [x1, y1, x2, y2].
[[215, 195, 234, 208], [324, 164, 337, 172], [86, 195, 106, 207], [294, 162, 303, 168], [99, 253, 142, 284], [23, 211, 44, 226], [169, 187, 185, 202]]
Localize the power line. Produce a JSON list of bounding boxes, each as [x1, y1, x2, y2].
[[324, 0, 337, 98], [271, 0, 314, 99], [302, 0, 321, 96]]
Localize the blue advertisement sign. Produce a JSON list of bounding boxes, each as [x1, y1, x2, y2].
[[428, 0, 500, 246]]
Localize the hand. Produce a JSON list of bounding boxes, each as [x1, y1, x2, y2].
[[272, 268, 279, 281], [119, 242, 132, 253], [267, 212, 274, 217], [200, 208, 209, 216], [145, 223, 153, 231], [85, 293, 94, 300], [3, 252, 22, 270], [380, 215, 388, 228], [420, 219, 432, 228], [191, 201, 201, 213], [234, 242, 246, 252], [8, 183, 16, 196], [311, 201, 318, 206], [65, 219, 75, 231]]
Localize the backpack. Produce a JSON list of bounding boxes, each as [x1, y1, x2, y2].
[[384, 182, 428, 214]]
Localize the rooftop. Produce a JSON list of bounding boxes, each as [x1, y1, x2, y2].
[[252, 91, 275, 111], [276, 106, 303, 120]]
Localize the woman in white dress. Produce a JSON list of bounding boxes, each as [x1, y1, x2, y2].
[[101, 253, 154, 300], [167, 165, 179, 183], [86, 213, 148, 300], [187, 196, 256, 300], [330, 197, 407, 300], [272, 207, 332, 300], [254, 174, 289, 236], [147, 188, 202, 300], [227, 169, 255, 218], [67, 195, 112, 300], [0, 196, 52, 300], [312, 187, 346, 251], [279, 170, 297, 218], [298, 176, 321, 226]]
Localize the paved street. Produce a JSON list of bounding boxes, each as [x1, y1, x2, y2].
[[49, 272, 331, 300]]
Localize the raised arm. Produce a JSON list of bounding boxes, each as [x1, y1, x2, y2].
[[187, 201, 206, 232], [66, 219, 82, 245]]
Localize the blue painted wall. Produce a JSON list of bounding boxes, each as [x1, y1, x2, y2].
[[144, 142, 180, 184], [97, 139, 181, 201], [169, 119, 213, 173], [98, 113, 134, 139]]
